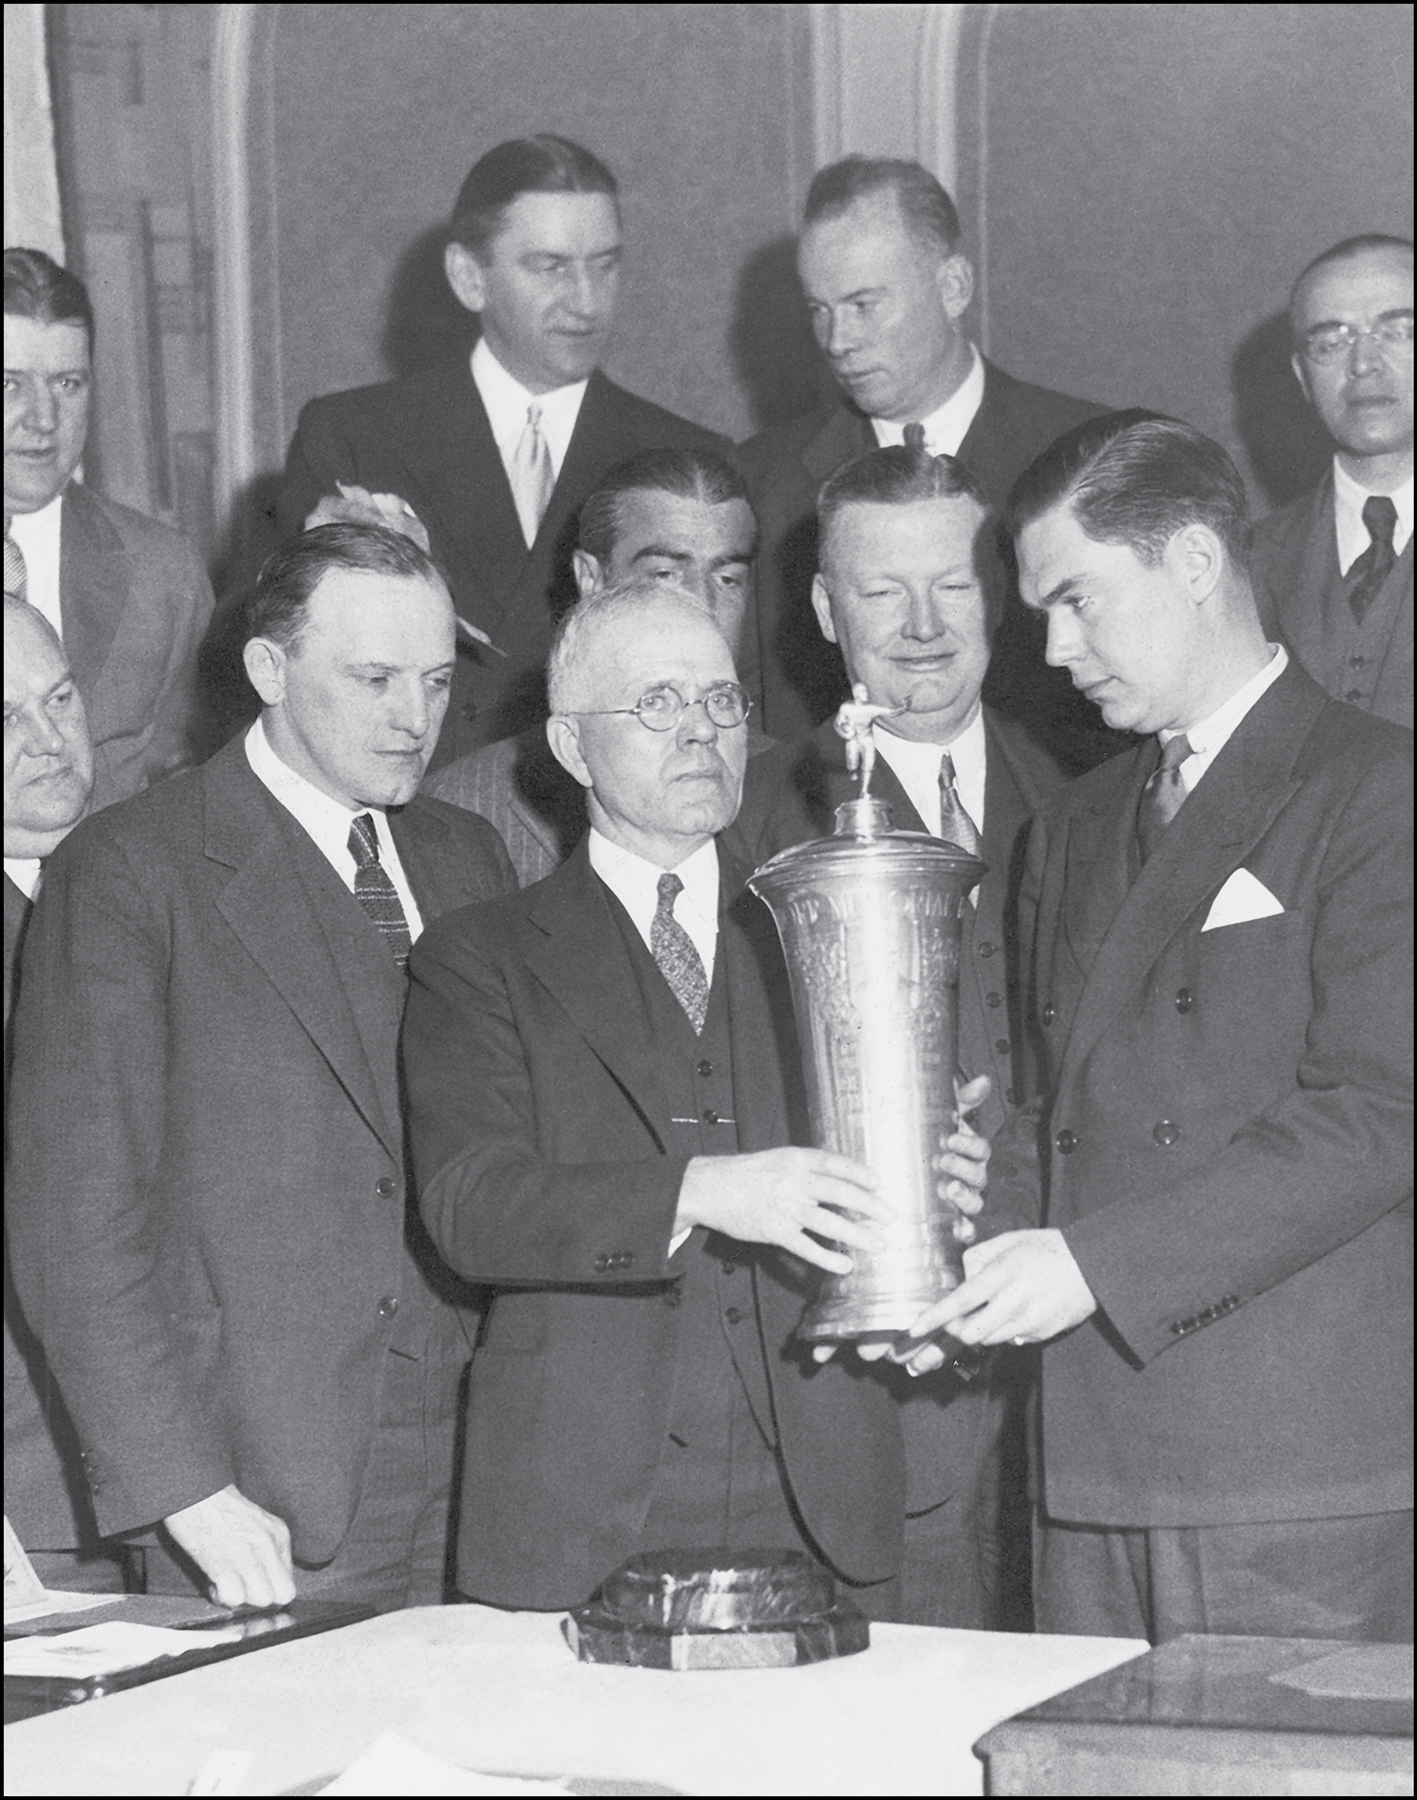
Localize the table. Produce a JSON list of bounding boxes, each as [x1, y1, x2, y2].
[[3, 1604, 1145, 1796], [976, 1634, 1414, 1797]]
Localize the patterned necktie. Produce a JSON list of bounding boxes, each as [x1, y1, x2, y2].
[[938, 751, 983, 858], [4, 526, 27, 602], [348, 813, 412, 969], [509, 401, 555, 547], [651, 872, 709, 1035], [1136, 734, 1194, 863], [903, 421, 927, 452], [1347, 495, 1399, 621]]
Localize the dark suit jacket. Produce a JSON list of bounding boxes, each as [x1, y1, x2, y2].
[[6, 738, 515, 1559], [59, 482, 216, 813], [403, 839, 905, 1607], [277, 361, 725, 766], [1251, 476, 1414, 731], [735, 361, 1114, 766], [1006, 661, 1412, 1526]]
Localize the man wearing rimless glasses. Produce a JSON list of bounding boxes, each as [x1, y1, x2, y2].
[[1251, 234, 1413, 730], [401, 577, 990, 1613]]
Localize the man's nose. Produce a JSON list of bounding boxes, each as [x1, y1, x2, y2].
[[1348, 328, 1390, 378], [901, 587, 944, 641], [1044, 610, 1080, 666], [677, 698, 720, 744], [22, 381, 60, 434], [390, 681, 431, 738], [566, 263, 605, 317], [823, 307, 861, 360], [20, 702, 66, 757]]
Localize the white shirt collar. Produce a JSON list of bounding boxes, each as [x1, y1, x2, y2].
[[7, 491, 66, 640], [1331, 458, 1414, 575], [588, 827, 720, 984], [1161, 645, 1289, 794], [243, 718, 424, 937], [470, 338, 588, 480], [869, 701, 987, 838], [870, 346, 986, 458], [4, 857, 44, 901]]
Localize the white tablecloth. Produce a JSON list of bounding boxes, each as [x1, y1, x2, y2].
[[4, 1604, 1146, 1797]]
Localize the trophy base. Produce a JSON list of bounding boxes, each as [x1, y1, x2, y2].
[[798, 1291, 949, 1341]]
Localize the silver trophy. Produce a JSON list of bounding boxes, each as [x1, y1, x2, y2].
[[748, 689, 985, 1340]]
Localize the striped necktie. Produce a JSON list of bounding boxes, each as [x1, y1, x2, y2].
[[938, 751, 982, 858], [903, 421, 927, 452], [4, 526, 27, 602], [348, 813, 412, 968], [651, 872, 709, 1034]]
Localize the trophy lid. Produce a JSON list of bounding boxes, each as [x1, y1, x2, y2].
[[748, 795, 986, 896]]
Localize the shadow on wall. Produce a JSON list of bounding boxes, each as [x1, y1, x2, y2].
[[729, 235, 833, 434], [379, 223, 478, 378], [1231, 312, 1332, 514]]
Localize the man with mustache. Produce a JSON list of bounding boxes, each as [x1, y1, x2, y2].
[[1251, 235, 1413, 729]]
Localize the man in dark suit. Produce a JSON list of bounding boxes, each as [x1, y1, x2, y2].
[[278, 135, 723, 769], [8, 525, 515, 1612], [3, 593, 116, 1587], [4, 249, 216, 811], [1251, 235, 1413, 730], [908, 413, 1413, 1644], [403, 579, 989, 1611], [729, 446, 1065, 1628], [735, 157, 1112, 767]]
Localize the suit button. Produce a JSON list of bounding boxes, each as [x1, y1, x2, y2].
[[702, 1109, 720, 1125], [995, 1038, 1010, 1056], [1348, 655, 1366, 669], [1345, 688, 1364, 702], [664, 1288, 683, 1308], [375, 1176, 397, 1198], [721, 1259, 737, 1275], [594, 1254, 610, 1272], [619, 1251, 634, 1269], [1174, 988, 1194, 1014], [1042, 1003, 1057, 1026], [1055, 1129, 1078, 1155], [377, 1295, 399, 1319], [697, 1060, 714, 1077], [1153, 1120, 1181, 1147], [978, 941, 996, 958], [724, 1307, 744, 1326], [985, 991, 1002, 1009], [1005, 1088, 1017, 1105]]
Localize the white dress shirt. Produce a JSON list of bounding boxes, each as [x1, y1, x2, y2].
[[588, 828, 720, 985], [471, 338, 588, 495], [871, 345, 986, 457], [1332, 458, 1414, 575], [3, 858, 43, 901], [870, 702, 987, 838], [1162, 645, 1289, 795], [244, 718, 425, 939], [7, 491, 65, 639]]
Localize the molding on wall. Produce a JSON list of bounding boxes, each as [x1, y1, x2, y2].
[[917, 3, 971, 192], [212, 2, 259, 535], [3, 2, 64, 257], [807, 3, 844, 167]]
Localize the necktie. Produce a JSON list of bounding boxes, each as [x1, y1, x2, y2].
[[651, 872, 709, 1035], [1136, 734, 1194, 863], [903, 421, 927, 452], [348, 813, 413, 969], [509, 402, 554, 547], [938, 751, 982, 858], [4, 527, 27, 602], [1347, 495, 1399, 621]]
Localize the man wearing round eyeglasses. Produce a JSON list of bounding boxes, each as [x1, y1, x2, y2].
[[1252, 234, 1413, 730], [401, 577, 989, 1612]]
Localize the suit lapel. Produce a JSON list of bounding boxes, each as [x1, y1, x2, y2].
[[522, 842, 671, 1148], [205, 746, 402, 1159], [801, 404, 875, 485], [387, 798, 454, 920], [58, 486, 128, 693], [1060, 669, 1323, 1083]]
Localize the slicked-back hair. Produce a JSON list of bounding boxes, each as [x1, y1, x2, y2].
[[449, 134, 618, 257], [577, 446, 755, 567], [803, 156, 961, 260], [547, 576, 721, 716], [5, 588, 67, 656], [1003, 411, 1252, 572], [1289, 232, 1415, 329], [247, 523, 448, 654], [3, 247, 95, 349]]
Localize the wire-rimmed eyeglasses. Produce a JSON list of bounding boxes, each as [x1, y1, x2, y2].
[[1298, 312, 1414, 366], [570, 681, 752, 731]]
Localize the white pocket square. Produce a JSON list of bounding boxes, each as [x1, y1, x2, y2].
[[1202, 867, 1286, 931]]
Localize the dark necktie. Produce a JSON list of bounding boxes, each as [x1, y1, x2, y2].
[[1347, 495, 1399, 621], [651, 872, 709, 1035], [348, 813, 412, 968], [903, 421, 927, 452], [938, 751, 982, 858], [1136, 734, 1194, 864], [4, 526, 27, 602]]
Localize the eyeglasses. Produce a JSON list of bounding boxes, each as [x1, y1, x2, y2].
[[1298, 313, 1414, 366], [572, 681, 752, 732]]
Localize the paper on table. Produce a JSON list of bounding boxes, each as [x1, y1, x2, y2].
[[3, 1619, 245, 1679], [4, 1514, 123, 1625], [1270, 1642, 1414, 1702], [318, 1731, 572, 1797]]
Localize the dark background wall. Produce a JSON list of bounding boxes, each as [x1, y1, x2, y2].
[[976, 2, 1415, 510]]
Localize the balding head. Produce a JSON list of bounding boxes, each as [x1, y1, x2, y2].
[[4, 592, 94, 857]]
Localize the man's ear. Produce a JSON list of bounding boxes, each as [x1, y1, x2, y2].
[[1290, 349, 1314, 406], [243, 637, 288, 708], [572, 549, 605, 599], [546, 714, 594, 790], [1169, 523, 1226, 605], [444, 241, 487, 315], [811, 573, 839, 645], [935, 252, 975, 321]]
